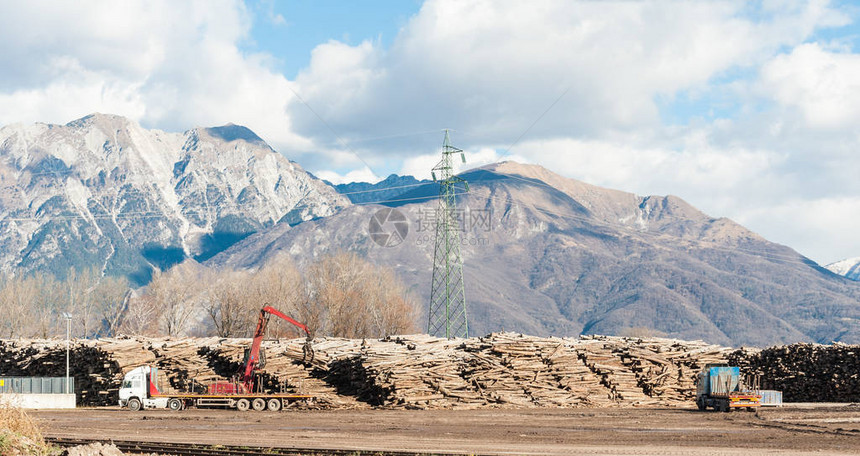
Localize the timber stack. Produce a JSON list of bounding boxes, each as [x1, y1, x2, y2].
[[729, 343, 860, 402], [1, 333, 856, 408]]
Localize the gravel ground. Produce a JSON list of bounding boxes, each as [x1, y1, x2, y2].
[[33, 405, 860, 456]]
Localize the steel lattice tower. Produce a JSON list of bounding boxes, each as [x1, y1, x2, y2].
[[428, 130, 469, 339]]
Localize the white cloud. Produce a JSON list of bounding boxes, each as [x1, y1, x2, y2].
[[735, 196, 860, 264], [0, 0, 310, 153], [1, 0, 859, 265], [399, 153, 439, 181], [289, 0, 846, 149], [398, 146, 529, 180], [510, 136, 785, 212], [760, 43, 860, 130], [314, 166, 381, 185]]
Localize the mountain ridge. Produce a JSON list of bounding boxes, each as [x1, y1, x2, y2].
[[0, 114, 348, 283], [209, 161, 860, 346], [1, 114, 857, 346]]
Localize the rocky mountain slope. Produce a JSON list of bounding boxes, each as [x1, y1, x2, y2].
[[331, 174, 432, 204], [0, 114, 348, 283], [210, 161, 860, 346], [825, 257, 860, 281]]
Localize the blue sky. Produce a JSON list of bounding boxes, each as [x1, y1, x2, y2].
[[2, 0, 860, 265], [243, 0, 421, 78]]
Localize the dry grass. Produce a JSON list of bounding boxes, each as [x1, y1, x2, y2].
[[0, 403, 54, 455], [0, 404, 43, 440]]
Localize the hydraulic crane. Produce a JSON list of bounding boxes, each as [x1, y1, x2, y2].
[[240, 305, 313, 393]]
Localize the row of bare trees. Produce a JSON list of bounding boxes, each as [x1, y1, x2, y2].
[[0, 268, 128, 339], [0, 253, 419, 340], [123, 252, 417, 338]]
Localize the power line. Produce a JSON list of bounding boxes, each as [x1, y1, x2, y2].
[[0, 167, 821, 269], [318, 129, 443, 147], [503, 87, 570, 154], [285, 85, 378, 175]]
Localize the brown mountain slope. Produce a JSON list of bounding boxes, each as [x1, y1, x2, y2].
[[209, 162, 860, 346]]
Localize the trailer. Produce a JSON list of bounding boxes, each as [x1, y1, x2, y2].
[[118, 366, 313, 411], [695, 364, 761, 412], [119, 305, 314, 412]]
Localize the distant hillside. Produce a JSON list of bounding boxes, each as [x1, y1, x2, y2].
[[210, 161, 860, 346], [0, 114, 348, 284], [331, 174, 433, 204]]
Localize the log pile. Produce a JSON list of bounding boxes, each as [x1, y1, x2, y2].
[[0, 339, 125, 405], [729, 343, 860, 402], [2, 333, 855, 408], [459, 334, 610, 408], [576, 336, 732, 406]]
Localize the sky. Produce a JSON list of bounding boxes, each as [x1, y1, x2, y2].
[[1, 0, 860, 265]]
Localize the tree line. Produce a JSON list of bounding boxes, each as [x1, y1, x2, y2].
[[0, 252, 418, 339]]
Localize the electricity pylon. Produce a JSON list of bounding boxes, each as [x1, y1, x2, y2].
[[428, 130, 469, 339]]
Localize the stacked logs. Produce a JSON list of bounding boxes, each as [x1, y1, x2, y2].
[[459, 333, 611, 408], [2, 334, 856, 408], [0, 339, 125, 405], [728, 343, 860, 402], [576, 336, 732, 406]]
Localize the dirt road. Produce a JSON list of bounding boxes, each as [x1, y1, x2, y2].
[[34, 405, 860, 455]]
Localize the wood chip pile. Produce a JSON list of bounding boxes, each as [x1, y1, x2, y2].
[[2, 333, 854, 408], [729, 343, 860, 402]]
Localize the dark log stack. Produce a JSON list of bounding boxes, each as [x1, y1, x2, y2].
[[0, 340, 125, 406], [2, 334, 856, 408], [729, 343, 860, 403]]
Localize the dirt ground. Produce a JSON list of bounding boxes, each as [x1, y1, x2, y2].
[[34, 405, 860, 456]]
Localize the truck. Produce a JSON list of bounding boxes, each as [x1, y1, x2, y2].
[[119, 306, 314, 411], [695, 363, 761, 412]]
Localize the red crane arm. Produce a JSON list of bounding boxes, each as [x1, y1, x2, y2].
[[241, 306, 310, 390], [260, 305, 310, 337]]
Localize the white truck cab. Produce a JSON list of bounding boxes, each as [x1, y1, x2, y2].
[[118, 366, 169, 411]]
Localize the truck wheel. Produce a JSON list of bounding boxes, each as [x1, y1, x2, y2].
[[236, 398, 250, 411], [696, 398, 705, 411], [128, 398, 142, 412], [167, 398, 182, 411], [267, 399, 282, 411], [720, 401, 730, 413], [252, 398, 266, 411]]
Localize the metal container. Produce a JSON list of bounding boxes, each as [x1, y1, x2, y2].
[[759, 390, 783, 407], [708, 366, 739, 397], [0, 377, 74, 394]]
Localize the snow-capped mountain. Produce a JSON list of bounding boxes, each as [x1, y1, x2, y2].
[[826, 257, 860, 281], [0, 114, 348, 283], [210, 162, 860, 346]]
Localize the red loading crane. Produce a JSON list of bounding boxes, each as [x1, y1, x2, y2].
[[239, 305, 312, 393]]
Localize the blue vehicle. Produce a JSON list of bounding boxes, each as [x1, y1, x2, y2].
[[696, 364, 761, 412]]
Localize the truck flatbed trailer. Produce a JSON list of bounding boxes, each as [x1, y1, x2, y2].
[[153, 392, 315, 412], [119, 366, 315, 412], [696, 364, 762, 412]]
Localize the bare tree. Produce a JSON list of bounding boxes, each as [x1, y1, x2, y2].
[[32, 273, 62, 338], [63, 267, 103, 338], [146, 260, 205, 336], [305, 252, 418, 338], [250, 254, 309, 338], [0, 274, 37, 338], [94, 276, 131, 337], [367, 267, 419, 336], [205, 268, 257, 337], [119, 293, 161, 336]]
